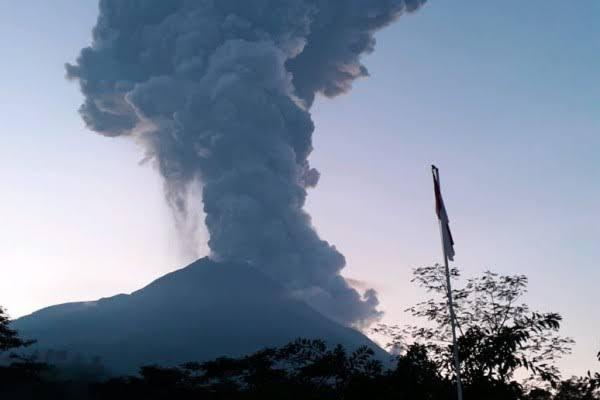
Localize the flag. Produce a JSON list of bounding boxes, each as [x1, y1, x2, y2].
[[432, 165, 455, 261]]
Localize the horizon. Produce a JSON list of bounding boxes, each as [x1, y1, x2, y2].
[[0, 0, 598, 379]]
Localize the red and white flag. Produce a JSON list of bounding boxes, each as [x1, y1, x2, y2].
[[432, 165, 455, 261]]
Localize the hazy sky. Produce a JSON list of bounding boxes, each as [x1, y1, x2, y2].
[[1, 0, 598, 376]]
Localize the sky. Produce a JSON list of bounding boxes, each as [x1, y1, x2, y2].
[[0, 0, 598, 376]]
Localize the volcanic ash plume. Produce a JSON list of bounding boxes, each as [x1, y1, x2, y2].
[[67, 0, 426, 327]]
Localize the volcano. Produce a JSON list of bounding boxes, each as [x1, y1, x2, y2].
[[14, 258, 386, 374]]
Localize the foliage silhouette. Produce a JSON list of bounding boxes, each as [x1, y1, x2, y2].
[[0, 307, 55, 399], [0, 306, 33, 353], [375, 266, 573, 387], [0, 290, 597, 399]]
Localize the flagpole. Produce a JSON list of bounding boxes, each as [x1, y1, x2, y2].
[[433, 166, 464, 400], [440, 224, 464, 400]]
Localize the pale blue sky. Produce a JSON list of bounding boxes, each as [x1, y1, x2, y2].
[[0, 0, 598, 376]]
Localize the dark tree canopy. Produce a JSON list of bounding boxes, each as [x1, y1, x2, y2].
[[374, 265, 575, 394]]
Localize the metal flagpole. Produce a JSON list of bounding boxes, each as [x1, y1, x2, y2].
[[433, 166, 464, 400], [440, 225, 464, 400]]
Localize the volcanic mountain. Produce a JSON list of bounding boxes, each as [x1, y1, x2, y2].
[[14, 258, 386, 374]]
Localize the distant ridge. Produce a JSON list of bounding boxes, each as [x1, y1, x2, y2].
[[15, 258, 387, 374]]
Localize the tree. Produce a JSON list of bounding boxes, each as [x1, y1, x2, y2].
[[390, 343, 452, 399], [0, 306, 32, 354], [554, 373, 600, 400], [93, 339, 388, 400], [376, 265, 573, 390], [552, 350, 600, 400], [0, 306, 53, 399]]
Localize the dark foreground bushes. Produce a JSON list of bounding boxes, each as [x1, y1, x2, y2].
[[0, 338, 598, 400]]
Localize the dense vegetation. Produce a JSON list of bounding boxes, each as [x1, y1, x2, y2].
[[1, 267, 598, 399]]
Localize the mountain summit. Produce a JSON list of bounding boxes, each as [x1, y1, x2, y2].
[[15, 258, 386, 374]]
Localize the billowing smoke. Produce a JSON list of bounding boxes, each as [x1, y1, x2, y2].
[[67, 0, 426, 327]]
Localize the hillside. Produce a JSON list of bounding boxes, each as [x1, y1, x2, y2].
[[14, 258, 386, 374]]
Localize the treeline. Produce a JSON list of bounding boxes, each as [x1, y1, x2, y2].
[[1, 266, 598, 399], [0, 337, 598, 399]]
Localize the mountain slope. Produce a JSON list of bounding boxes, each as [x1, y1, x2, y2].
[[15, 258, 386, 374]]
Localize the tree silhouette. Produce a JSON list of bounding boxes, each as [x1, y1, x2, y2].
[[391, 343, 452, 399], [0, 306, 33, 353], [91, 339, 388, 399], [375, 265, 573, 395], [0, 306, 54, 399], [0, 333, 597, 399]]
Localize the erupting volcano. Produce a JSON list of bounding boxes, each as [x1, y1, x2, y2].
[[16, 0, 427, 373]]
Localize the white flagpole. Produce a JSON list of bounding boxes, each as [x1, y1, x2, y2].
[[433, 166, 464, 400]]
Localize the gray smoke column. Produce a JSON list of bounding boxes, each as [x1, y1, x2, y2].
[[67, 0, 426, 327]]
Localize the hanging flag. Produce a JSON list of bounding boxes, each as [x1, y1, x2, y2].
[[432, 165, 455, 261]]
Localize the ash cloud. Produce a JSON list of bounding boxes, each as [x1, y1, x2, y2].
[[67, 0, 426, 327]]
